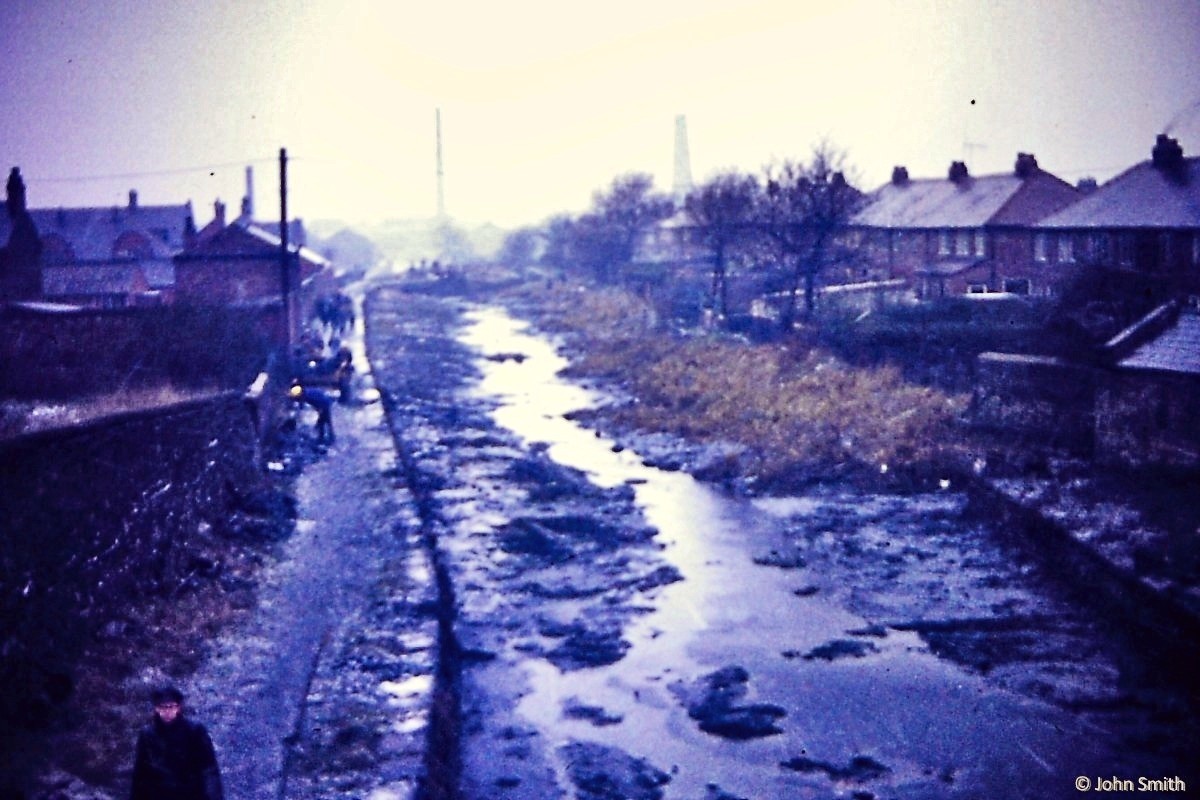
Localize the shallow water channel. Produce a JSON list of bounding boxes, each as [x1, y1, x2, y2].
[[455, 305, 1180, 799]]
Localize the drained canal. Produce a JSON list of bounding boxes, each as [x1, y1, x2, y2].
[[372, 296, 1190, 800]]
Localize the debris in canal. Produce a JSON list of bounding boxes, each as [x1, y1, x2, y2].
[[800, 638, 880, 661], [560, 741, 671, 800], [779, 753, 891, 783], [669, 666, 787, 740]]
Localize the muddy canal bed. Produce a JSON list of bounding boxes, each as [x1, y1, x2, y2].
[[365, 288, 1196, 800]]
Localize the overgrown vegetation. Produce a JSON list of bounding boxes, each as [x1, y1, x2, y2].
[[506, 283, 972, 488]]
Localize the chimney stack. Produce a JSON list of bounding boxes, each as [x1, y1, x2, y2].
[[1151, 134, 1186, 183], [128, 189, 139, 210], [183, 214, 197, 249], [891, 166, 910, 185], [214, 199, 226, 229], [243, 166, 255, 220], [6, 167, 27, 217], [1014, 153, 1039, 178], [948, 161, 969, 183]]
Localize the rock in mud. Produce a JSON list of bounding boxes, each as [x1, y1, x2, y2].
[[779, 753, 891, 784], [546, 621, 631, 670], [560, 741, 671, 800], [670, 665, 786, 740], [802, 639, 879, 661], [562, 697, 623, 726]]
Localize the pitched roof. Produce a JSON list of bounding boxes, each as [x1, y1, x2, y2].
[[1, 199, 193, 260], [1038, 158, 1200, 229], [179, 220, 330, 268], [852, 170, 1078, 229], [1119, 308, 1200, 375]]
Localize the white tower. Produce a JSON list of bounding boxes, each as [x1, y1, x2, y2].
[[436, 108, 446, 220], [672, 114, 694, 207]]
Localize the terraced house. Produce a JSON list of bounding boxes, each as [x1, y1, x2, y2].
[[849, 154, 1081, 298], [0, 184, 194, 308]]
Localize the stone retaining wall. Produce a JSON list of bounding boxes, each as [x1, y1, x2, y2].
[[0, 392, 264, 728], [972, 352, 1098, 453]]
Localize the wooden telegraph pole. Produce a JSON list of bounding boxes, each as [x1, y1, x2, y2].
[[279, 147, 295, 350]]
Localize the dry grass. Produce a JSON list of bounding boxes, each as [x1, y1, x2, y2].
[[517, 282, 971, 483]]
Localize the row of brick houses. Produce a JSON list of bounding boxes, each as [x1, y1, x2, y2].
[[0, 166, 333, 340], [850, 134, 1200, 300], [635, 133, 1200, 308]]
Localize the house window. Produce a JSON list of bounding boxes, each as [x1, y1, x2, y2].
[[1033, 233, 1048, 263], [974, 230, 986, 257], [938, 230, 951, 255], [955, 230, 971, 256], [1088, 233, 1111, 264], [1118, 233, 1134, 267], [1160, 233, 1176, 271], [1057, 235, 1075, 263]]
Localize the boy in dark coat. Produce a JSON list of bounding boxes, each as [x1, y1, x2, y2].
[[130, 686, 223, 800], [290, 382, 336, 444]]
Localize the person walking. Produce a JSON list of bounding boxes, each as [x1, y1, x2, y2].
[[130, 685, 224, 800], [290, 382, 336, 444]]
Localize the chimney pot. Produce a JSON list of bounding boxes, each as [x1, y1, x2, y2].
[[1014, 153, 1039, 178], [948, 161, 969, 183], [128, 189, 138, 209], [214, 199, 226, 227], [891, 166, 909, 185]]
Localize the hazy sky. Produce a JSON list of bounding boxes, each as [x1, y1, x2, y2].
[[2, 0, 1199, 230]]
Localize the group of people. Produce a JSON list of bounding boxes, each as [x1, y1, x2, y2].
[[290, 297, 359, 445]]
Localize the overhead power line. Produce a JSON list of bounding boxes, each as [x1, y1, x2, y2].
[[30, 157, 281, 184]]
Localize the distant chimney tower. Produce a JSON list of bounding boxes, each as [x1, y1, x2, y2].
[[672, 114, 694, 207], [436, 108, 446, 220]]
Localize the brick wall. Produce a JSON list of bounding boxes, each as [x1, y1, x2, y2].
[[972, 352, 1098, 452], [0, 304, 274, 399]]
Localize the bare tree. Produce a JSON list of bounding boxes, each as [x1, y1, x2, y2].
[[683, 170, 760, 320], [497, 227, 541, 273], [586, 173, 675, 283], [759, 144, 863, 328]]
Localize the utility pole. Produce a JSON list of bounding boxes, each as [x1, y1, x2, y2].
[[279, 147, 295, 350]]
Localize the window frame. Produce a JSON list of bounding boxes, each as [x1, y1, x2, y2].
[[1033, 232, 1048, 263]]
